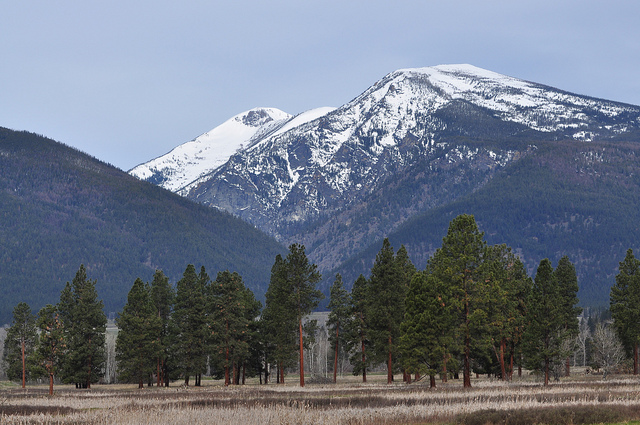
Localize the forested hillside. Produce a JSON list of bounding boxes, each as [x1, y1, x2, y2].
[[335, 140, 640, 307], [0, 128, 285, 324]]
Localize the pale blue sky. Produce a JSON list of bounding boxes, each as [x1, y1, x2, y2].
[[2, 0, 639, 170]]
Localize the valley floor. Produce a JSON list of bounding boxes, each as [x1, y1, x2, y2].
[[2, 371, 640, 424]]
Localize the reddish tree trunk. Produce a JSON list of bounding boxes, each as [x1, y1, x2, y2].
[[430, 374, 436, 388], [361, 336, 367, 383], [333, 324, 339, 383], [280, 362, 284, 384], [21, 339, 26, 389], [49, 373, 54, 395], [499, 339, 507, 381], [299, 318, 305, 387], [634, 344, 638, 375], [387, 334, 393, 384]]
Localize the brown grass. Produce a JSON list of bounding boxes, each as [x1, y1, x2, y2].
[[2, 374, 640, 424]]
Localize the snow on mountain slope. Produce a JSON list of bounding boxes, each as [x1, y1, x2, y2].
[[128, 108, 291, 192], [181, 64, 640, 244]]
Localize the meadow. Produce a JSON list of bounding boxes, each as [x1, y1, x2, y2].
[[2, 372, 640, 425]]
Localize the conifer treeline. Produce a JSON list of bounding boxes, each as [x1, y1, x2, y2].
[[4, 214, 638, 389]]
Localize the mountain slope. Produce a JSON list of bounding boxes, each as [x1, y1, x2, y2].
[[130, 64, 640, 306], [335, 140, 640, 306], [0, 127, 285, 324]]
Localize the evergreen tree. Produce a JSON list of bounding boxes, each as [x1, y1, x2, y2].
[[36, 304, 65, 395], [285, 244, 323, 387], [554, 255, 581, 376], [2, 302, 38, 387], [171, 264, 209, 386], [327, 273, 351, 383], [610, 249, 640, 375], [482, 245, 531, 380], [367, 238, 407, 384], [261, 254, 297, 384], [209, 271, 251, 386], [399, 270, 456, 387], [58, 265, 107, 389], [429, 215, 487, 388], [149, 269, 174, 387], [239, 283, 262, 384], [116, 278, 161, 388], [345, 274, 371, 382], [522, 258, 572, 385]]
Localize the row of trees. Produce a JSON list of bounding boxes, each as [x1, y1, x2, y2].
[[6, 214, 638, 390], [325, 214, 581, 387], [2, 265, 106, 394]]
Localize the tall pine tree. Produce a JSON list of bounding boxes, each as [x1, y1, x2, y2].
[[327, 273, 351, 383], [610, 249, 640, 375], [149, 269, 174, 387], [2, 302, 38, 388], [116, 278, 161, 388]]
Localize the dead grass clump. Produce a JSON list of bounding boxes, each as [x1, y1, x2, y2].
[[0, 404, 77, 416], [455, 404, 640, 425]]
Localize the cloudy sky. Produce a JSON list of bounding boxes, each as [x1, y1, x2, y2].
[[2, 1, 639, 171]]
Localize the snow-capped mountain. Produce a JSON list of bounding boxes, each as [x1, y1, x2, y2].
[[131, 64, 640, 272], [129, 107, 292, 192]]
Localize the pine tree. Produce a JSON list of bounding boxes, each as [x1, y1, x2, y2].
[[610, 249, 640, 375], [345, 274, 371, 382], [149, 269, 174, 387], [116, 278, 161, 388], [522, 258, 569, 385], [482, 245, 531, 380], [171, 264, 209, 386], [399, 270, 456, 387], [285, 244, 323, 387], [367, 238, 407, 384], [36, 304, 65, 395], [327, 273, 351, 383], [261, 254, 297, 384], [429, 215, 487, 388], [554, 255, 581, 376], [2, 302, 38, 387], [209, 271, 251, 386], [58, 265, 107, 389]]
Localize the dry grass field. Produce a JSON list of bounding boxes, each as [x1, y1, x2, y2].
[[2, 373, 640, 425]]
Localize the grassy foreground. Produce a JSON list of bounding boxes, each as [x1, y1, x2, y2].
[[2, 373, 640, 424]]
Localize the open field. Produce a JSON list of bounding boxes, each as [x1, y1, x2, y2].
[[2, 373, 640, 424]]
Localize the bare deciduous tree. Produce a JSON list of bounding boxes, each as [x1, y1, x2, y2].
[[592, 323, 626, 380]]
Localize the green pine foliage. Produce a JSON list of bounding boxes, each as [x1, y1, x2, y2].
[[170, 264, 209, 386], [35, 304, 65, 395], [610, 249, 640, 374], [115, 278, 161, 387], [2, 302, 38, 386], [209, 271, 251, 385], [57, 265, 107, 388], [149, 269, 174, 386], [344, 274, 372, 381], [367, 239, 409, 384], [327, 273, 351, 383]]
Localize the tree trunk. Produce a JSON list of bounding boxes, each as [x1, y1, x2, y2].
[[333, 324, 339, 383], [280, 362, 285, 384], [430, 374, 436, 388], [387, 333, 393, 384], [442, 353, 448, 383], [565, 356, 571, 377], [463, 295, 471, 388], [544, 357, 550, 386], [49, 373, 54, 396], [634, 343, 638, 375], [242, 363, 246, 385], [361, 336, 367, 383], [499, 339, 507, 381], [299, 318, 305, 387], [21, 338, 26, 389]]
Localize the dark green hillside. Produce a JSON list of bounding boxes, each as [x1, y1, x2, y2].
[[335, 140, 640, 307], [0, 128, 285, 324]]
